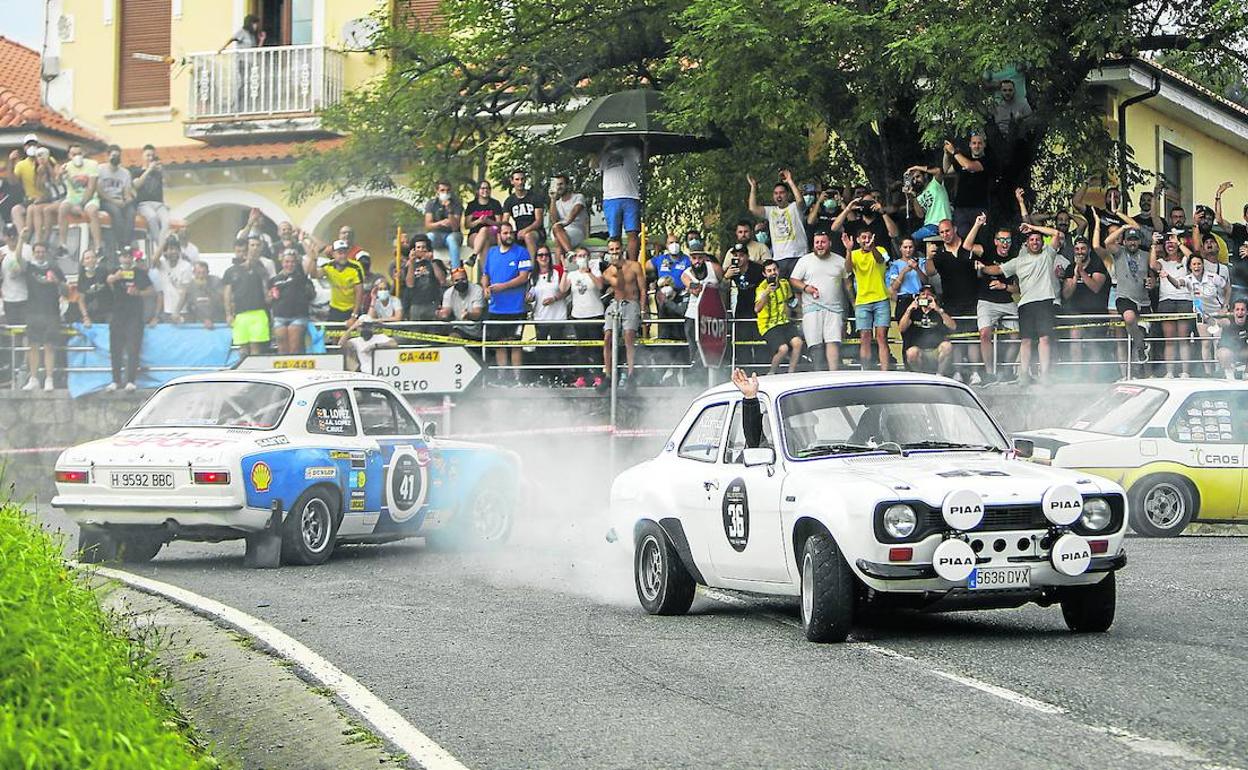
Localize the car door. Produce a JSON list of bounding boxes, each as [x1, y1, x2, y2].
[[705, 397, 792, 584], [673, 401, 731, 578], [1163, 390, 1244, 518], [351, 386, 431, 532], [303, 386, 379, 537]]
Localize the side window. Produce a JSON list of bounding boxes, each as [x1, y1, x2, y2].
[[678, 404, 729, 463], [1167, 392, 1237, 444], [355, 388, 419, 436], [307, 388, 357, 436], [723, 400, 774, 463]]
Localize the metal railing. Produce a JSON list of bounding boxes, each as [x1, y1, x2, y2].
[[188, 45, 346, 119]]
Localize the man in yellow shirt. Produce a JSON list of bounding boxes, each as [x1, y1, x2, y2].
[[754, 259, 803, 374], [310, 239, 364, 322], [8, 135, 47, 235], [844, 229, 891, 371]]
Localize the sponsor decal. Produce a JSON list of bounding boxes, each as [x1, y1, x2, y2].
[[415, 446, 431, 467], [353, 470, 367, 488], [296, 400, 308, 407], [721, 478, 750, 552], [305, 466, 336, 479], [932, 538, 977, 581], [1193, 447, 1242, 467], [386, 448, 426, 522], [255, 435, 290, 448], [1050, 533, 1092, 576], [250, 461, 272, 492], [1041, 484, 1083, 526], [113, 431, 233, 448], [941, 489, 985, 531], [329, 450, 352, 459], [349, 498, 366, 512]]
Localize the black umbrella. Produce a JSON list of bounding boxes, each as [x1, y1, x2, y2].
[[553, 89, 728, 155]]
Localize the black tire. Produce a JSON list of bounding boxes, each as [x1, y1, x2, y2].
[[117, 535, 163, 563], [428, 485, 515, 551], [281, 488, 339, 566], [78, 525, 118, 564], [799, 532, 854, 643], [1128, 474, 1196, 537], [1060, 572, 1116, 633], [634, 520, 696, 615]]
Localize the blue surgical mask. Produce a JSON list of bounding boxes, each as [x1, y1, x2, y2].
[[755, 231, 769, 245], [823, 198, 839, 212], [803, 195, 816, 208]]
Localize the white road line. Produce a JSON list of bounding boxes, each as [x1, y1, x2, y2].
[[699, 587, 1242, 770], [87, 564, 471, 770]]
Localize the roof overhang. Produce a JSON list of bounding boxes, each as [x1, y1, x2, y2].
[[1088, 59, 1248, 154]]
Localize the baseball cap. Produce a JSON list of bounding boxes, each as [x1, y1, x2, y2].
[[1073, 235, 1089, 246], [1123, 227, 1142, 240], [332, 239, 350, 251], [22, 133, 37, 145], [801, 183, 817, 195]]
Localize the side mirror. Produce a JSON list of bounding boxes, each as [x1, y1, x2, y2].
[[742, 446, 776, 467], [422, 421, 438, 440], [1013, 438, 1034, 459]]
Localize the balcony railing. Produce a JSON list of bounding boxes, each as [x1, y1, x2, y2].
[[187, 44, 345, 120]]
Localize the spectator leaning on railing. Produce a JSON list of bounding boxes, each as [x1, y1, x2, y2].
[[223, 242, 271, 356], [155, 237, 193, 323], [438, 267, 485, 340], [269, 250, 316, 355], [561, 245, 606, 388], [181, 260, 225, 328], [20, 234, 64, 391], [341, 314, 396, 373]]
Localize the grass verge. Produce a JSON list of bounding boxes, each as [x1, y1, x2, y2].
[[0, 503, 218, 768]]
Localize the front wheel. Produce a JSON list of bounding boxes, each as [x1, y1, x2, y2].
[[634, 521, 696, 615], [428, 485, 515, 550], [800, 532, 854, 643], [281, 488, 339, 566], [1060, 572, 1116, 632], [1129, 474, 1196, 537]]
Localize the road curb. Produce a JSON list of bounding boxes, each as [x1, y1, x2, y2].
[[85, 564, 470, 770]]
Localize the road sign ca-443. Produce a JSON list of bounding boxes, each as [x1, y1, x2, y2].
[[371, 347, 481, 394]]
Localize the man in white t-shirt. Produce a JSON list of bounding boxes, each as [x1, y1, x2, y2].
[[593, 139, 643, 261], [1, 223, 31, 324], [747, 169, 806, 277], [155, 238, 194, 322], [548, 174, 589, 259], [341, 314, 397, 373], [789, 230, 848, 370]]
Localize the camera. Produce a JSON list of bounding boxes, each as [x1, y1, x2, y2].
[[918, 297, 931, 309]]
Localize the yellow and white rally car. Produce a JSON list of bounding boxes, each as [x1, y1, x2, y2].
[[1016, 379, 1248, 537]]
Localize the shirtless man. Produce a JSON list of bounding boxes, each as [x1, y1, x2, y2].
[[602, 237, 647, 389]]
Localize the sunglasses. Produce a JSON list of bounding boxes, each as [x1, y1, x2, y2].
[[536, 251, 551, 257], [995, 237, 1012, 243]]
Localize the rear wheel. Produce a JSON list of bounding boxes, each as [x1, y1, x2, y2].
[[799, 532, 854, 643], [77, 525, 118, 564], [117, 534, 163, 563], [281, 488, 339, 566], [1060, 572, 1116, 632], [1129, 474, 1196, 537], [634, 521, 696, 615]]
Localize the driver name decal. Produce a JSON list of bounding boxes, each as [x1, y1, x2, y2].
[[721, 478, 750, 552]]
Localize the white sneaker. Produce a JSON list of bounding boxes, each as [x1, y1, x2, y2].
[[104, 382, 119, 392], [1178, 372, 1190, 379], [969, 372, 983, 386], [952, 371, 965, 383], [43, 379, 54, 392], [124, 382, 137, 392], [1226, 370, 1237, 381], [22, 376, 39, 391]]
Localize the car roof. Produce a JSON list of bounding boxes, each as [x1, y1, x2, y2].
[[1117, 378, 1248, 395], [164, 369, 388, 390], [697, 370, 965, 400]]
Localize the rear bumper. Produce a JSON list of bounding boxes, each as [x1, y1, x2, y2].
[[53, 496, 268, 533]]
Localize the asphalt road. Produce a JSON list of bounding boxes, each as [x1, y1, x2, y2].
[[33, 452, 1248, 770]]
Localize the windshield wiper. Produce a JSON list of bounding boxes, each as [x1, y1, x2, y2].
[[899, 440, 998, 451], [797, 442, 902, 458]]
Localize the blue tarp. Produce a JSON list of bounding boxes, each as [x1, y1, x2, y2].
[[67, 323, 240, 398]]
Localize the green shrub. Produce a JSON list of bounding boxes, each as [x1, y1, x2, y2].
[[0, 504, 216, 769]]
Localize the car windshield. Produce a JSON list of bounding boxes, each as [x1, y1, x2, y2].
[[1067, 384, 1168, 436], [778, 383, 1007, 459], [129, 381, 291, 429]]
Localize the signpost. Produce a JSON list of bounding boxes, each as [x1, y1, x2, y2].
[[371, 347, 481, 394], [696, 287, 727, 369]]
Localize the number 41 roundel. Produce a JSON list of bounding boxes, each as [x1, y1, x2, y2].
[[385, 446, 428, 523]]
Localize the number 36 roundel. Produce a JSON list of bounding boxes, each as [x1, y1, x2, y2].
[[721, 477, 749, 552], [385, 446, 429, 523]]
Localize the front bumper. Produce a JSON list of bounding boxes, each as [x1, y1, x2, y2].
[[857, 551, 1127, 581]]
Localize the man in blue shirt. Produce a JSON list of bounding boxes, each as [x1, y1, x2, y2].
[[482, 222, 532, 382]]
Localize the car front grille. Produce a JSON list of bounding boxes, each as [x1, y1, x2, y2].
[[919, 504, 1048, 533]]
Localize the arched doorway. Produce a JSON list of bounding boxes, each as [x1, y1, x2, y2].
[[300, 188, 424, 275], [172, 190, 289, 254]]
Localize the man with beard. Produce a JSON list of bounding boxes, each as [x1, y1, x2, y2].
[[341, 314, 397, 373], [1192, 203, 1229, 263], [723, 239, 766, 365], [438, 267, 485, 340], [831, 192, 898, 258], [790, 230, 847, 370], [104, 249, 154, 391], [155, 236, 193, 323], [181, 261, 225, 328], [1216, 298, 1248, 379], [1094, 217, 1151, 366], [967, 216, 1019, 383], [602, 237, 647, 389], [224, 239, 272, 357], [924, 218, 983, 381], [747, 170, 807, 277], [944, 133, 995, 238], [403, 235, 446, 321], [681, 247, 724, 368], [1060, 236, 1110, 367], [97, 145, 136, 257], [75, 249, 112, 328], [981, 222, 1064, 383], [722, 219, 771, 265], [904, 163, 953, 242], [482, 222, 531, 382]]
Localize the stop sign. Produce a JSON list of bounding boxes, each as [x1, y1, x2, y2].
[[696, 286, 727, 368]]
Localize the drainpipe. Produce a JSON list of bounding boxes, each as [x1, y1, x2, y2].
[[1117, 72, 1161, 200]]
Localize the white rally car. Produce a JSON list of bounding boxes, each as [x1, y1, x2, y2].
[[53, 371, 521, 567], [609, 372, 1128, 642]]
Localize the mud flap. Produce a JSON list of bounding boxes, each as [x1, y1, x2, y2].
[[244, 501, 283, 569]]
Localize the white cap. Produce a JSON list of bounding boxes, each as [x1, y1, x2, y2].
[[356, 250, 371, 261], [358, 314, 375, 324], [22, 133, 37, 144], [332, 239, 350, 251]]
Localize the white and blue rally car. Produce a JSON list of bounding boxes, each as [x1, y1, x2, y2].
[[52, 370, 520, 567]]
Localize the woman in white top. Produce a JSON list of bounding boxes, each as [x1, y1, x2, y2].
[[559, 246, 606, 386], [1150, 231, 1190, 377], [527, 247, 568, 378], [680, 250, 724, 366], [370, 279, 403, 322], [1165, 253, 1229, 371]]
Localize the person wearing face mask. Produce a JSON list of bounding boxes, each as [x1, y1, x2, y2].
[[180, 260, 225, 329], [57, 143, 103, 255], [804, 182, 839, 248], [680, 246, 725, 367], [560, 246, 606, 387], [103, 249, 153, 391], [424, 179, 464, 268], [268, 250, 316, 354], [438, 267, 485, 340], [8, 135, 45, 236], [155, 236, 193, 323], [341, 315, 396, 373], [403, 235, 446, 321], [722, 219, 771, 265], [371, 279, 403, 322], [97, 144, 137, 258]]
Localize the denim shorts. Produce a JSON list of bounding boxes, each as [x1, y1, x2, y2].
[[272, 316, 309, 329], [854, 298, 891, 330]]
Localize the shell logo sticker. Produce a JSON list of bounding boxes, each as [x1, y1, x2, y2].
[[250, 461, 272, 492], [353, 470, 367, 488]]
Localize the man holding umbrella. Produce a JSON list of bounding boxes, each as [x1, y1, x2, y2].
[[591, 138, 643, 262]]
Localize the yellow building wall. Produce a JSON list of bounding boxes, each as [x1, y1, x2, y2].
[[56, 0, 387, 149], [1120, 100, 1248, 217]]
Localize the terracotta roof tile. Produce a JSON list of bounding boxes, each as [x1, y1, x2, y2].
[[0, 36, 100, 143], [118, 137, 344, 167]]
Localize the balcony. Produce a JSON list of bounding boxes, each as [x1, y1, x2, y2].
[[185, 45, 345, 141]]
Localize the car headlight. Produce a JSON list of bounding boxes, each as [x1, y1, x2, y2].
[[1079, 498, 1112, 532], [883, 504, 918, 539]]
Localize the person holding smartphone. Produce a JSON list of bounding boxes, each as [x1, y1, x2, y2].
[[898, 284, 957, 374]]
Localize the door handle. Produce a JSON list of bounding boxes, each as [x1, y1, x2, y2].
[[703, 479, 719, 491]]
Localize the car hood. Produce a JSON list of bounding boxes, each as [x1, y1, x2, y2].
[[57, 427, 271, 468], [789, 451, 1118, 505]]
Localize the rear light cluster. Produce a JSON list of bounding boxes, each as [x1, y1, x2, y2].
[[193, 471, 230, 485], [55, 470, 88, 484]]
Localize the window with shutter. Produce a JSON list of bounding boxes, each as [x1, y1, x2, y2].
[[394, 0, 442, 30], [118, 0, 172, 109]]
